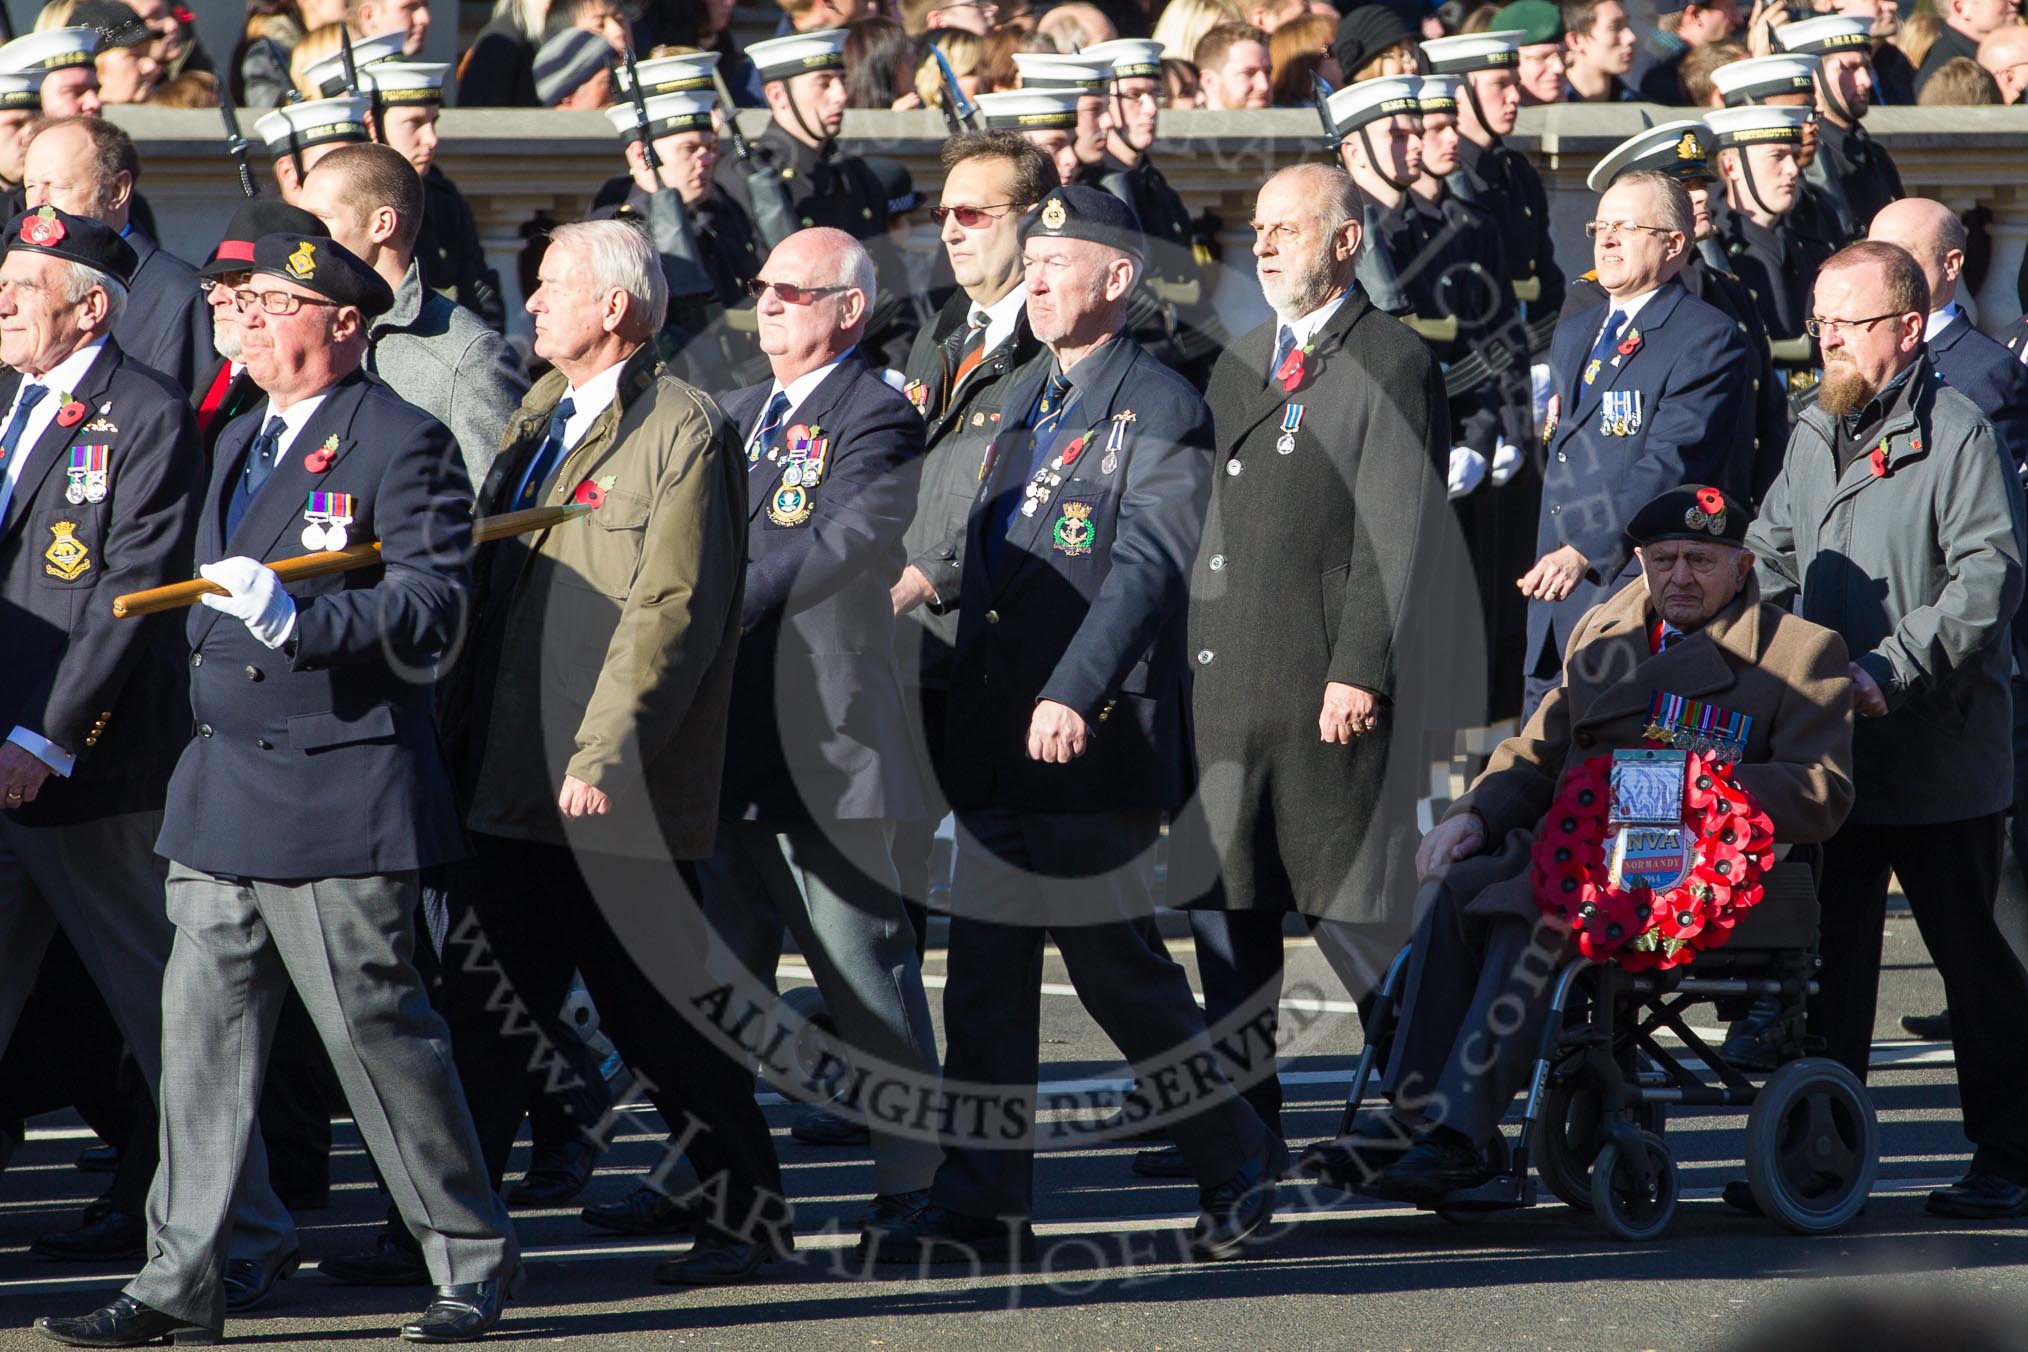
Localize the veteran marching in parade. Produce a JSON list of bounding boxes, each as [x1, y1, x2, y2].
[[0, 0, 2026, 1347]]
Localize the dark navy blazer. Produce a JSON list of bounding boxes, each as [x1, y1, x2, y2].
[[155, 370, 472, 879], [718, 351, 927, 823], [943, 328, 1213, 816], [0, 340, 203, 827], [1529, 276, 1752, 672]]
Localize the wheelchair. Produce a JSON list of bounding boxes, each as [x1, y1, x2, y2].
[[1316, 848, 1881, 1240]]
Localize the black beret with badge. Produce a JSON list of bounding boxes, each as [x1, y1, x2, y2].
[[249, 232, 395, 319], [1626, 484, 1751, 548], [8, 205, 139, 287], [1020, 184, 1144, 259]]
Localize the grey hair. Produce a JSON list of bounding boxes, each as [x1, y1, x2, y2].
[[1616, 169, 1694, 239], [1266, 161, 1362, 238], [833, 234, 878, 314], [60, 260, 127, 328], [549, 217, 668, 334]]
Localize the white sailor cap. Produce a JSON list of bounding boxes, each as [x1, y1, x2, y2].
[[0, 28, 99, 75], [1327, 74, 1423, 137], [1776, 14, 1872, 56], [974, 87, 1082, 131], [746, 28, 847, 82], [604, 88, 718, 141], [1419, 30, 1522, 74], [1711, 54, 1817, 104], [1586, 119, 1715, 192], [1418, 73, 1461, 113], [0, 69, 45, 111], [1705, 102, 1811, 147], [1013, 51, 1114, 93], [360, 61, 448, 107], [1082, 38, 1163, 80], [616, 50, 721, 97], [299, 30, 408, 99], [255, 95, 373, 156]]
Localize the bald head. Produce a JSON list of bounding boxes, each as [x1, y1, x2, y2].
[[1978, 25, 2028, 103], [754, 226, 875, 381], [1867, 197, 1966, 311]]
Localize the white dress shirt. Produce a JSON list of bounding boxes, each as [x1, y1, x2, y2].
[[973, 285, 1028, 360], [1923, 301, 1960, 344], [559, 357, 628, 452], [749, 348, 854, 444]]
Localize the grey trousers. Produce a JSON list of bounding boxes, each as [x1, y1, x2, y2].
[[127, 864, 514, 1328], [698, 818, 944, 1196], [0, 811, 295, 1265], [1380, 884, 1571, 1149]]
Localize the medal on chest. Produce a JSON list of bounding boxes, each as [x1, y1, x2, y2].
[[781, 426, 829, 490], [64, 444, 109, 504], [1640, 690, 1752, 763], [301, 491, 356, 552], [1100, 411, 1132, 475], [1020, 424, 1097, 517], [1277, 403, 1304, 456], [1601, 389, 1642, 437]]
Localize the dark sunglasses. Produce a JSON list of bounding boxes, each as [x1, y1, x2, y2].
[[745, 278, 852, 304], [932, 203, 1016, 229]]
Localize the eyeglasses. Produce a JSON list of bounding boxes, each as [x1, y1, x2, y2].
[[936, 0, 998, 14], [744, 278, 853, 304], [1803, 311, 1904, 338], [1582, 220, 1679, 239], [198, 274, 251, 294], [231, 287, 339, 315], [931, 202, 1016, 228]]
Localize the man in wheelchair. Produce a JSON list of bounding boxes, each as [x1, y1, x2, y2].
[[1353, 484, 1857, 1203]]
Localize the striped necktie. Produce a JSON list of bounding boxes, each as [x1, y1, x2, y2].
[[952, 310, 990, 387]]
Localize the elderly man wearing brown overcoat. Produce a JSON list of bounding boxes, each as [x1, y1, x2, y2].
[[1336, 484, 1857, 1203]]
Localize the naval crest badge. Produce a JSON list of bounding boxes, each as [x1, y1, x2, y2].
[[1052, 499, 1095, 557], [44, 520, 89, 581]]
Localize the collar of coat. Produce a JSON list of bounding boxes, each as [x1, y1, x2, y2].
[[492, 344, 659, 495], [1564, 573, 1768, 732], [1800, 348, 1934, 449]]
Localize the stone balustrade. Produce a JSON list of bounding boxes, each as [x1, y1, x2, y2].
[[105, 102, 2028, 345]]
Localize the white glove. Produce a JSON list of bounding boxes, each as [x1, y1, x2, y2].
[[1447, 445, 1487, 500], [1490, 440, 1525, 486], [1530, 361, 1554, 427], [199, 557, 296, 650]]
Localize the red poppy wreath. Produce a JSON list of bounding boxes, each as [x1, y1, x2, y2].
[[1530, 751, 1774, 971]]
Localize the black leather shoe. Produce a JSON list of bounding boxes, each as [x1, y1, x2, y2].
[[853, 1190, 928, 1261], [1926, 1173, 2028, 1219], [1298, 1118, 1416, 1193], [580, 1185, 698, 1236], [223, 1247, 300, 1313], [32, 1209, 145, 1261], [791, 1107, 871, 1147], [1190, 1138, 1285, 1261], [1900, 1009, 1952, 1041], [1131, 1145, 1193, 1178], [74, 1144, 119, 1175], [651, 1233, 781, 1285], [1719, 995, 1794, 1072], [320, 1224, 429, 1286], [1373, 1132, 1493, 1205], [399, 1266, 524, 1344], [507, 1139, 600, 1209], [863, 1205, 1038, 1265], [33, 1294, 220, 1347]]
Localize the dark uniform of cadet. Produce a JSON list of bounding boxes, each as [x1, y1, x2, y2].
[[1454, 135, 1564, 334], [1814, 118, 1902, 231], [1711, 195, 1834, 342], [417, 166, 507, 335], [1527, 275, 1752, 712]]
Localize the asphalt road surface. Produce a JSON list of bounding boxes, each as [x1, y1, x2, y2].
[[2, 906, 2023, 1352]]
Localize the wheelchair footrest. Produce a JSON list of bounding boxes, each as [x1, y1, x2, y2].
[[1425, 1173, 1532, 1212]]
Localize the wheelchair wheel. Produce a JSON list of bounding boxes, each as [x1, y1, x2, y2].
[[1590, 1130, 1677, 1241], [1743, 1058, 1878, 1234], [1537, 1079, 1668, 1213]]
